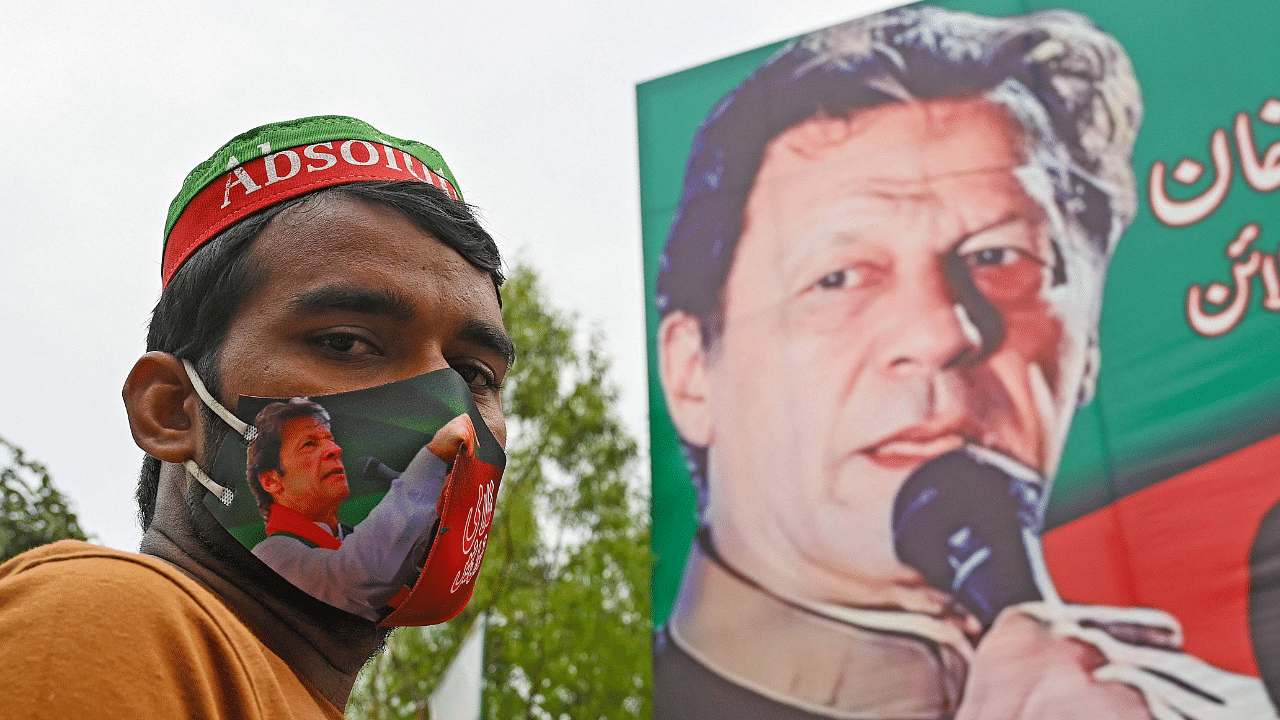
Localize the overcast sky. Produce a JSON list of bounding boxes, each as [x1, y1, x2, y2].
[[0, 0, 898, 551]]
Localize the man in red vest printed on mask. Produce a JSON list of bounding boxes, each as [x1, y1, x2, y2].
[[247, 399, 354, 550], [245, 397, 475, 620]]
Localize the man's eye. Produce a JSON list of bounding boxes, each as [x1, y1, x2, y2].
[[965, 246, 1050, 269], [815, 268, 860, 290], [963, 246, 1047, 304], [453, 362, 500, 390], [314, 333, 380, 356], [968, 248, 1016, 266]]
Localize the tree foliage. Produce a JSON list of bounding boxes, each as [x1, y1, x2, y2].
[[349, 263, 652, 720], [0, 435, 89, 562]]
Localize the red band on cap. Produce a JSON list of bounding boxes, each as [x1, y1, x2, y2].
[[163, 140, 459, 286]]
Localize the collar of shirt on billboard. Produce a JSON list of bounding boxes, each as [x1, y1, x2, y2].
[[667, 531, 970, 719]]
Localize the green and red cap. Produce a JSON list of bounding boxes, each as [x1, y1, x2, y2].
[[162, 115, 463, 287]]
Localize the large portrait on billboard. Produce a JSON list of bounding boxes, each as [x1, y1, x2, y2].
[[638, 3, 1280, 719]]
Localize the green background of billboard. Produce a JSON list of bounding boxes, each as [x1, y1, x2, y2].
[[638, 0, 1280, 627]]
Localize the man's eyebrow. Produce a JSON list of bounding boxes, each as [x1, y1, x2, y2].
[[952, 212, 1029, 247], [286, 285, 514, 365], [460, 319, 516, 367], [286, 286, 415, 321]]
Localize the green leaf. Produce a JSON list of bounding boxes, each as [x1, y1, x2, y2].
[[0, 435, 90, 562]]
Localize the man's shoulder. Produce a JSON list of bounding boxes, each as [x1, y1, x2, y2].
[[254, 531, 321, 558], [0, 541, 344, 720], [0, 540, 225, 616], [0, 539, 254, 663], [4, 538, 194, 580]]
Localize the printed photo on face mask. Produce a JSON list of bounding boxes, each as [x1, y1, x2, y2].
[[191, 366, 505, 626], [246, 399, 356, 540]]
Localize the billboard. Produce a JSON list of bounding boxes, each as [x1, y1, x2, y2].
[[638, 1, 1280, 717]]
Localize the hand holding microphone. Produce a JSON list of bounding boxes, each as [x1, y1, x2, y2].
[[893, 447, 1277, 720]]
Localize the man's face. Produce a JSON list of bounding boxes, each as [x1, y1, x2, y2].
[[262, 415, 348, 523], [685, 98, 1099, 606], [212, 193, 511, 464]]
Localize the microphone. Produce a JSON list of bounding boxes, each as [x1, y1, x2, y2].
[[892, 447, 1051, 629]]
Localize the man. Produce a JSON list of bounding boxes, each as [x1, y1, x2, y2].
[[654, 7, 1270, 720], [247, 399, 351, 537], [0, 116, 514, 718]]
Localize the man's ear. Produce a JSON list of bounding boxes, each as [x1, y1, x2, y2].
[[122, 351, 202, 463], [259, 470, 284, 495], [658, 311, 714, 447]]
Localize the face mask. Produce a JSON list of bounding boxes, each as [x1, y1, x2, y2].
[[181, 360, 505, 627]]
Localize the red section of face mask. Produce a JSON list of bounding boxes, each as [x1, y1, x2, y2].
[[380, 449, 502, 626]]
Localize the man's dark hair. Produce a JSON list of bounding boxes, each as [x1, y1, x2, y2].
[[655, 7, 1141, 503], [138, 181, 504, 529], [244, 398, 333, 522]]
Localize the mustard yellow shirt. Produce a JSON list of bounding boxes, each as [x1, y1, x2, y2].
[[0, 540, 345, 719]]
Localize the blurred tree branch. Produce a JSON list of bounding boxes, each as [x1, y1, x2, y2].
[[0, 435, 89, 562]]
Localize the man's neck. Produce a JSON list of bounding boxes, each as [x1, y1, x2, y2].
[[709, 517, 961, 618], [141, 462, 386, 709]]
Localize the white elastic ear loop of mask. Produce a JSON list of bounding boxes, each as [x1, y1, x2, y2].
[[181, 359, 255, 440], [179, 358, 249, 507], [184, 461, 235, 507]]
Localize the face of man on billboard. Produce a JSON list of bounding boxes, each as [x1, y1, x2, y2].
[[661, 96, 1099, 609], [259, 415, 350, 529]]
